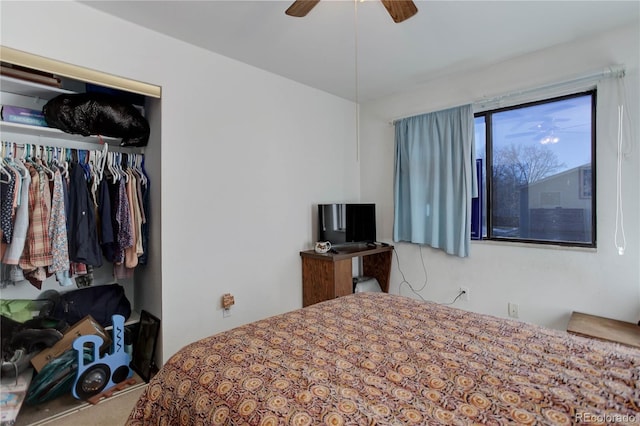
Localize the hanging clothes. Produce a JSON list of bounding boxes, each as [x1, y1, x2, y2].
[[2, 159, 30, 265], [18, 162, 53, 290], [98, 178, 115, 262], [138, 167, 150, 266], [125, 169, 140, 269], [67, 163, 102, 267], [114, 177, 132, 265], [133, 169, 145, 258], [1, 143, 150, 290], [48, 169, 70, 274], [1, 173, 16, 243], [19, 162, 52, 269]]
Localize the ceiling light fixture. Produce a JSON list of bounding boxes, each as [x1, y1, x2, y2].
[[540, 134, 559, 145]]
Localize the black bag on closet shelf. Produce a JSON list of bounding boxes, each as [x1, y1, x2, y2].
[[42, 284, 131, 328], [42, 92, 150, 147]]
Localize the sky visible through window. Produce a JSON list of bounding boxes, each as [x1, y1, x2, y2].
[[491, 96, 592, 174], [474, 93, 594, 244]]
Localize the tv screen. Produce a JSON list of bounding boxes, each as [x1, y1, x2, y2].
[[318, 203, 376, 246]]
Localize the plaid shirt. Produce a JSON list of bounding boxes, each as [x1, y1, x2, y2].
[[19, 163, 52, 269]]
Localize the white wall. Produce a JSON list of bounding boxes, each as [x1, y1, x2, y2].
[[0, 1, 360, 361], [2, 1, 638, 363], [360, 23, 640, 330]]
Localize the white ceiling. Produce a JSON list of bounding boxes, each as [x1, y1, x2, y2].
[[82, 0, 639, 103]]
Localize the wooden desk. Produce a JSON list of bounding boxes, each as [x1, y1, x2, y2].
[[567, 311, 640, 348], [300, 245, 393, 307]]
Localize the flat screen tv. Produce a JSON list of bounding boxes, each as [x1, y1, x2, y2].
[[318, 203, 376, 246]]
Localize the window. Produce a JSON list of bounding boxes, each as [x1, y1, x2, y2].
[[473, 91, 596, 247]]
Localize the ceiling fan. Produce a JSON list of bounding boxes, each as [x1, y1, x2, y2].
[[285, 0, 418, 23]]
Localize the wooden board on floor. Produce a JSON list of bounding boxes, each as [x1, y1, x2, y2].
[[14, 372, 145, 426]]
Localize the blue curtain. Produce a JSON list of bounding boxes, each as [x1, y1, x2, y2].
[[393, 104, 477, 257]]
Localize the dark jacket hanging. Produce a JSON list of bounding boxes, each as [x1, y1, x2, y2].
[[67, 163, 103, 267]]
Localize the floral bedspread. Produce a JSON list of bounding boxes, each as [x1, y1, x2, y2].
[[126, 293, 640, 425]]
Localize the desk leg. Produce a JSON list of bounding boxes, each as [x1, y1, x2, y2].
[[302, 257, 352, 306], [334, 259, 353, 298], [362, 251, 392, 293], [302, 257, 331, 307]]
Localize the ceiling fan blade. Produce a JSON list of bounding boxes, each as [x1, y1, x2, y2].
[[285, 0, 321, 18], [380, 0, 418, 23]]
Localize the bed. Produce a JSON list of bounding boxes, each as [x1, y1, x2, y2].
[[126, 293, 640, 425]]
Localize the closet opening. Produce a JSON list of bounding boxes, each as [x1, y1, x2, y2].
[[0, 46, 162, 425]]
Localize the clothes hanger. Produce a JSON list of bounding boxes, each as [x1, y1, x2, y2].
[[51, 146, 60, 171], [78, 150, 93, 181], [138, 154, 148, 186], [108, 151, 119, 184], [87, 150, 96, 192], [59, 147, 69, 179], [0, 142, 14, 183], [117, 152, 128, 183], [132, 153, 146, 186], [96, 143, 108, 184], [37, 145, 55, 181], [0, 157, 12, 184], [3, 142, 26, 178], [107, 152, 118, 184], [25, 144, 33, 163]]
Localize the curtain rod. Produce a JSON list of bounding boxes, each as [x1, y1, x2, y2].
[[473, 64, 625, 110], [389, 64, 626, 125]]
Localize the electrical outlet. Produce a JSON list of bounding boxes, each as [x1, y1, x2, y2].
[[508, 302, 519, 318], [459, 286, 470, 301]]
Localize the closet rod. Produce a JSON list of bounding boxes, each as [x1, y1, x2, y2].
[[4, 141, 135, 153], [1, 137, 144, 154]]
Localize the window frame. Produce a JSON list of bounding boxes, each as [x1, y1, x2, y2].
[[474, 90, 597, 248]]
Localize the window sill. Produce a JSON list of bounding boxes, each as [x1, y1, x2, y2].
[[471, 239, 597, 253]]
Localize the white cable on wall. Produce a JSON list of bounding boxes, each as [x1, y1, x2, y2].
[[614, 74, 631, 256], [353, 0, 360, 162], [615, 104, 626, 255]]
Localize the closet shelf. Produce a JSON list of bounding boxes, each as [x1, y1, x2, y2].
[[0, 75, 74, 100], [1, 121, 121, 145], [1, 75, 144, 151]]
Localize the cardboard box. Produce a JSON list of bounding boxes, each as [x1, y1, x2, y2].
[[31, 315, 111, 372]]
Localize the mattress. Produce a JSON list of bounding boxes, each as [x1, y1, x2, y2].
[[126, 292, 640, 425]]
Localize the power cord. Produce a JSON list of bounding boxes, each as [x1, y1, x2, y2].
[[393, 244, 428, 301], [393, 244, 466, 306], [441, 290, 466, 306]]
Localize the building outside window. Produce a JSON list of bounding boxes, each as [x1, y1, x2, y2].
[[473, 91, 596, 247]]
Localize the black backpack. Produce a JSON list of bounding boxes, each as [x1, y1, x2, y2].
[[43, 284, 131, 328]]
